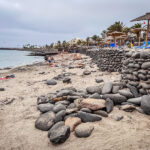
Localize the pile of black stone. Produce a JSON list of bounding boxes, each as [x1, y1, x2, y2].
[[122, 51, 150, 95], [86, 49, 124, 72], [35, 82, 150, 145]]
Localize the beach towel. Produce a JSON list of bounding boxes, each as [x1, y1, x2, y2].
[[0, 74, 15, 80]]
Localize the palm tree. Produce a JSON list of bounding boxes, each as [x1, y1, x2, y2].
[[107, 21, 125, 33], [62, 40, 67, 49], [131, 23, 142, 29], [86, 37, 90, 47], [97, 36, 102, 47], [131, 23, 142, 46], [50, 43, 54, 48], [123, 27, 130, 34], [81, 41, 86, 46], [57, 40, 61, 47], [101, 30, 107, 38], [92, 35, 99, 46], [77, 40, 82, 45]]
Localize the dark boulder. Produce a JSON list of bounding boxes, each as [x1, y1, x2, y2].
[[89, 93, 101, 99], [55, 100, 70, 106], [141, 95, 150, 115], [54, 110, 66, 123], [64, 113, 78, 120], [127, 85, 139, 98], [63, 77, 71, 83], [141, 62, 150, 69], [106, 98, 114, 113], [95, 78, 104, 83], [56, 90, 74, 97], [80, 108, 92, 113], [37, 103, 54, 113], [67, 96, 80, 102], [118, 89, 133, 98], [50, 125, 70, 144], [35, 111, 55, 131], [102, 82, 113, 94], [48, 121, 65, 137], [53, 104, 66, 113], [37, 95, 49, 105], [102, 94, 127, 105], [75, 123, 94, 138], [112, 86, 120, 94], [0, 88, 5, 91], [127, 97, 142, 105], [77, 111, 102, 122], [46, 79, 57, 85], [93, 110, 108, 117], [83, 70, 91, 75], [86, 86, 101, 94]]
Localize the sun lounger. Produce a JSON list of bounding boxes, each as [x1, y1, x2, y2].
[[135, 41, 150, 49]]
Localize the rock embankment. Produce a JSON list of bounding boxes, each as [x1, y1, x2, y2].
[[86, 49, 124, 72], [122, 50, 150, 95]]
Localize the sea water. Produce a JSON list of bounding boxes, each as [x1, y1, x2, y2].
[[0, 50, 43, 69]]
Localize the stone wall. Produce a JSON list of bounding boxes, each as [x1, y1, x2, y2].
[[121, 50, 150, 95], [86, 49, 124, 72]]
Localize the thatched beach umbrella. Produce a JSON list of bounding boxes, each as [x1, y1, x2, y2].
[[117, 35, 127, 46], [130, 28, 146, 46], [108, 31, 124, 47], [131, 12, 150, 47]]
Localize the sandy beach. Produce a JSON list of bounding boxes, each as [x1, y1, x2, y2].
[[1, 53, 150, 150]]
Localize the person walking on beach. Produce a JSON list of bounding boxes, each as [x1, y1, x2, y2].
[[61, 49, 64, 59]]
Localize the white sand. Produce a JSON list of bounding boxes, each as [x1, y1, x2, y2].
[[0, 54, 150, 150]]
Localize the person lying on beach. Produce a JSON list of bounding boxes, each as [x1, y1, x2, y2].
[[47, 56, 55, 66]]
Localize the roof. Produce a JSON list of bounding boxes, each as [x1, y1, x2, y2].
[[107, 31, 124, 36], [130, 28, 146, 33], [131, 12, 150, 22]]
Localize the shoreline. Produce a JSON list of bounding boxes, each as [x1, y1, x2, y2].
[[0, 50, 45, 71], [0, 59, 45, 72], [0, 61, 46, 75]]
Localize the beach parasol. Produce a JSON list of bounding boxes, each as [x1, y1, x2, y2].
[[131, 12, 150, 47], [107, 31, 124, 47], [117, 35, 127, 46], [130, 28, 146, 46]]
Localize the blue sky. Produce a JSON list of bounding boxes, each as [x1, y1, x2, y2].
[[0, 0, 149, 47]]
